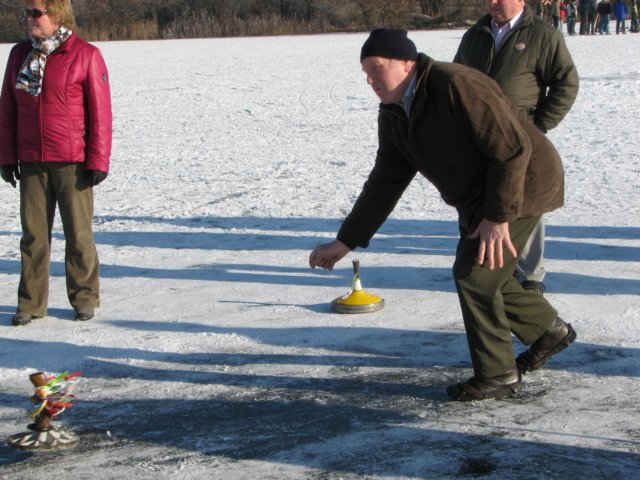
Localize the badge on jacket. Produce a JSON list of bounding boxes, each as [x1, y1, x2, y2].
[[515, 42, 527, 51]]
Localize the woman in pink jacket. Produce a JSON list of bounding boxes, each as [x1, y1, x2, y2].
[[0, 0, 112, 326]]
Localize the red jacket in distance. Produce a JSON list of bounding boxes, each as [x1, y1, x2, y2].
[[0, 33, 112, 172]]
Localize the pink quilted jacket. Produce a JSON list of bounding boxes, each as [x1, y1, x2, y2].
[[0, 33, 112, 172]]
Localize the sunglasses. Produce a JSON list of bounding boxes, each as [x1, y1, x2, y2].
[[23, 8, 48, 19]]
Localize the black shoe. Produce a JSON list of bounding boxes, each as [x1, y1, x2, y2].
[[75, 308, 95, 321], [447, 368, 523, 401], [12, 312, 33, 326], [521, 280, 545, 295], [517, 317, 576, 374]]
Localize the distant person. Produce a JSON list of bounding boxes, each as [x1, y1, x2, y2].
[[309, 28, 576, 401], [566, 0, 578, 33], [588, 0, 599, 31], [542, 0, 553, 21], [631, 0, 639, 32], [454, 0, 579, 295], [0, 0, 112, 325], [551, 0, 562, 28], [579, 0, 598, 33], [597, 0, 613, 33], [578, 0, 589, 32], [614, 0, 629, 33]]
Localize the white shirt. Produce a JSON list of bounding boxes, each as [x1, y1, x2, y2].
[[399, 73, 418, 118], [491, 9, 525, 51]]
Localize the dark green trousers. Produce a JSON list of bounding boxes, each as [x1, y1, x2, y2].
[[453, 216, 557, 378], [18, 163, 100, 317]]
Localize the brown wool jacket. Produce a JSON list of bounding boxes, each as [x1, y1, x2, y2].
[[337, 54, 564, 250]]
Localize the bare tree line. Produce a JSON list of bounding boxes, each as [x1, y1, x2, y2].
[[0, 0, 491, 42]]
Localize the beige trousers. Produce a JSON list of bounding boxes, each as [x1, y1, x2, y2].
[[18, 163, 100, 317], [514, 217, 546, 283]]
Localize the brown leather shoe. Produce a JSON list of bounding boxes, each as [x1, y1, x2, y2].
[[75, 308, 95, 321], [447, 368, 523, 401], [516, 317, 576, 374], [12, 312, 33, 326]]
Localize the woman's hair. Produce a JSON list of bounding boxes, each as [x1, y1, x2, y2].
[[40, 0, 77, 30]]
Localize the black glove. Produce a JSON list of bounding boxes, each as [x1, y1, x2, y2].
[[86, 169, 108, 187], [0, 165, 20, 188]]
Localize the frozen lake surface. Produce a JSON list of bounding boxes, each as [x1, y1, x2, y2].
[[0, 29, 638, 479]]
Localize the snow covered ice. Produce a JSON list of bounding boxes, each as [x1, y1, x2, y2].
[[0, 29, 638, 479]]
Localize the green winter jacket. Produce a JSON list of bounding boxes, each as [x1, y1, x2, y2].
[[453, 6, 579, 132], [336, 55, 564, 250]]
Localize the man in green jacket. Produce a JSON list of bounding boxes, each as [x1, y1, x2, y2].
[[309, 28, 576, 401], [454, 0, 579, 295]]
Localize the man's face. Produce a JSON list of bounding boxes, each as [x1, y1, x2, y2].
[[487, 0, 525, 26], [361, 56, 414, 104]]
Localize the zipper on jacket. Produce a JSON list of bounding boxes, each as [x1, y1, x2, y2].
[[379, 105, 411, 144], [490, 23, 524, 72], [38, 87, 43, 162]]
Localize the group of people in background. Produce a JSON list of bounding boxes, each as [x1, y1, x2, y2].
[[536, 0, 638, 35]]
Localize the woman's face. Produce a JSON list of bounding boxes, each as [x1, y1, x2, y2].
[[25, 0, 59, 39]]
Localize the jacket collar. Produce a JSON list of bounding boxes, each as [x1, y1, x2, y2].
[[379, 53, 435, 136], [408, 53, 435, 123], [477, 5, 534, 33], [54, 31, 76, 54]]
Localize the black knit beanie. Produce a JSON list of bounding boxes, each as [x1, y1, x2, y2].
[[360, 28, 418, 62]]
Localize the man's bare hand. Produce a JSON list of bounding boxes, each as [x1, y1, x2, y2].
[[469, 219, 518, 270], [309, 239, 351, 270]]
